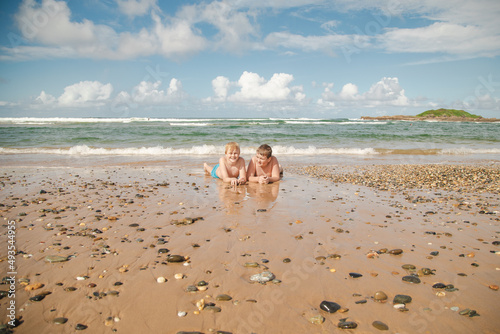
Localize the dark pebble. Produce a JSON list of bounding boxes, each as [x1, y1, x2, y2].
[[402, 275, 421, 284], [75, 324, 88, 330], [430, 251, 439, 256], [320, 301, 341, 313], [30, 294, 45, 302], [393, 294, 412, 304], [349, 272, 363, 278], [432, 283, 447, 289], [167, 255, 186, 262], [388, 249, 403, 255], [372, 321, 389, 331], [338, 321, 357, 329]]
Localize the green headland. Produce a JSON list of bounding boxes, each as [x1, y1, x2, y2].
[[416, 109, 481, 118], [361, 108, 499, 122]]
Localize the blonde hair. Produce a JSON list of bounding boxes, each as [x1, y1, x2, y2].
[[225, 142, 240, 153], [257, 144, 272, 158]]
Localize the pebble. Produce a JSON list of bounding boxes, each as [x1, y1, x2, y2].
[[157, 277, 166, 283], [372, 320, 389, 331], [349, 272, 363, 278], [53, 317, 68, 324], [216, 294, 232, 301], [45, 255, 68, 263], [75, 323, 88, 330], [402, 275, 421, 284], [338, 320, 357, 329], [320, 301, 341, 313], [388, 249, 403, 255], [250, 271, 275, 283], [167, 255, 186, 263], [177, 311, 187, 317], [373, 291, 388, 302], [308, 315, 325, 324], [393, 294, 412, 304]]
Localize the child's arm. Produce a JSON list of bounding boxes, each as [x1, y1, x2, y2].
[[238, 158, 247, 184], [246, 157, 259, 183], [267, 157, 281, 183], [218, 157, 238, 185]]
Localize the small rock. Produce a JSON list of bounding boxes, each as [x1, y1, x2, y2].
[[53, 317, 68, 324], [372, 321, 389, 331], [320, 301, 341, 313]]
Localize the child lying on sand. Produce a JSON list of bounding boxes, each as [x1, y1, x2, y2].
[[246, 144, 282, 184], [204, 142, 247, 186]]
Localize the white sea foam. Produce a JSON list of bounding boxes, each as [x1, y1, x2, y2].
[[1, 145, 498, 157]]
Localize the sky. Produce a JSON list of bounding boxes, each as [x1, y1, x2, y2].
[[0, 0, 499, 119]]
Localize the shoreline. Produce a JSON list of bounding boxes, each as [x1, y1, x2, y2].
[[0, 164, 499, 333]]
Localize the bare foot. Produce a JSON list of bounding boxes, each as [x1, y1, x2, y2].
[[204, 163, 212, 175]]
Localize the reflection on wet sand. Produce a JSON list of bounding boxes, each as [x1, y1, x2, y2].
[[214, 180, 280, 213]]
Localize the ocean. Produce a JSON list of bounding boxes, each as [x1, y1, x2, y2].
[[0, 117, 499, 167]]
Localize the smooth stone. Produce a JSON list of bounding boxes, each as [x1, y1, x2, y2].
[[308, 315, 325, 325], [186, 285, 198, 293], [75, 324, 88, 330], [402, 275, 421, 284], [402, 264, 416, 270], [177, 311, 187, 317], [204, 306, 221, 313], [167, 255, 186, 263], [388, 249, 403, 255], [349, 272, 363, 278], [244, 262, 260, 268], [373, 291, 388, 302], [216, 294, 232, 301], [338, 321, 357, 329], [250, 271, 275, 283], [430, 251, 439, 256], [158, 248, 169, 254], [393, 294, 412, 304], [29, 294, 46, 302], [432, 283, 447, 289], [320, 301, 341, 313], [45, 255, 68, 263], [53, 317, 68, 324], [372, 321, 389, 331]]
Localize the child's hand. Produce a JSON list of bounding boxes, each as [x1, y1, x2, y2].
[[259, 175, 269, 184], [230, 178, 238, 187], [238, 177, 246, 185]]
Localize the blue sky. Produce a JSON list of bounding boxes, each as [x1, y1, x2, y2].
[[0, 0, 499, 118]]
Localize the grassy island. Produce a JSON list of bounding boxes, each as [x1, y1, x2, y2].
[[417, 109, 481, 118], [361, 108, 499, 122]]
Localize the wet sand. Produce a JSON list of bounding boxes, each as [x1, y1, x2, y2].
[[0, 164, 499, 334]]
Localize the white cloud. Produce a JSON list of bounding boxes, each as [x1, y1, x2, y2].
[[7, 0, 207, 60], [211, 76, 231, 101], [379, 22, 500, 56], [228, 71, 304, 102], [264, 31, 370, 56], [117, 79, 186, 105], [35, 90, 56, 104], [58, 81, 113, 106], [318, 77, 410, 108], [116, 0, 158, 17]]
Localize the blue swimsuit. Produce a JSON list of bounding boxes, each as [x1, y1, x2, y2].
[[211, 163, 220, 179]]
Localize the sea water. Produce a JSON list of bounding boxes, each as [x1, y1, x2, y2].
[[0, 117, 499, 167]]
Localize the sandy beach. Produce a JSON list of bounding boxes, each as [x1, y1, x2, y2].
[[1, 163, 499, 334]]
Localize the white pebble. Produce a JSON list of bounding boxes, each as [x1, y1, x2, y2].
[[174, 273, 184, 280], [157, 277, 166, 283], [393, 304, 406, 309], [450, 306, 459, 312], [177, 311, 187, 317]]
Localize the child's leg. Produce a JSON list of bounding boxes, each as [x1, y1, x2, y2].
[[204, 163, 213, 175]]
